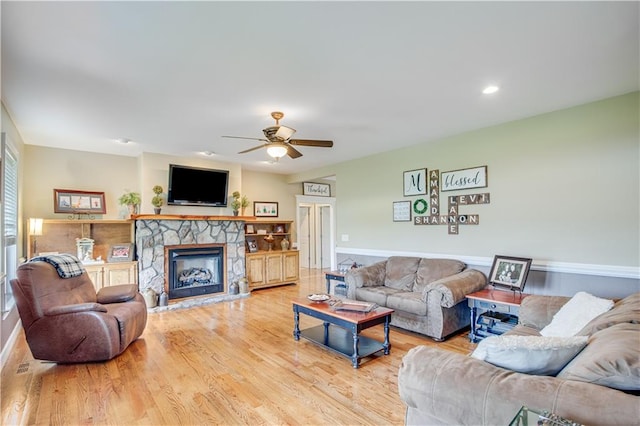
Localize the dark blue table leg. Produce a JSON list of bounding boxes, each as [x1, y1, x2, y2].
[[383, 315, 391, 355], [293, 306, 300, 340], [351, 326, 360, 368]]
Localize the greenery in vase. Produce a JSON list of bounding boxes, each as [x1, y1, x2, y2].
[[118, 191, 141, 207], [231, 191, 249, 213], [151, 185, 164, 208]]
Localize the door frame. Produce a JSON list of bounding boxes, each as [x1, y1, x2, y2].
[[295, 195, 336, 271]]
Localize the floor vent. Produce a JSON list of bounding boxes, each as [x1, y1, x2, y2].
[[16, 363, 29, 374]]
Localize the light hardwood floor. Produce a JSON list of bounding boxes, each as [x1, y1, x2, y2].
[[1, 268, 476, 425]]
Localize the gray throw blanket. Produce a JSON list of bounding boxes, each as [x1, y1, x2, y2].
[[30, 253, 86, 278]]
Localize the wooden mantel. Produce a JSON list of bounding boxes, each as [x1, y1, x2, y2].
[[132, 214, 258, 221]]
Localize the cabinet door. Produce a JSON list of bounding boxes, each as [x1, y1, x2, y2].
[[84, 265, 103, 292], [265, 253, 283, 284], [283, 251, 299, 282], [103, 262, 138, 287], [246, 254, 265, 288]]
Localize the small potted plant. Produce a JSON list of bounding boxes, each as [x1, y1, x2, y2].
[[118, 191, 141, 218], [230, 191, 242, 216], [151, 185, 164, 214]]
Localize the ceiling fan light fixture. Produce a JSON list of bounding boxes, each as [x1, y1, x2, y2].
[[266, 143, 288, 159]]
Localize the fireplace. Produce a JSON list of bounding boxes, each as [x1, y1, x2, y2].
[[165, 244, 225, 300]]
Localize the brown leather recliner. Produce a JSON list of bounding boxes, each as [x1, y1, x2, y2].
[[10, 256, 147, 363]]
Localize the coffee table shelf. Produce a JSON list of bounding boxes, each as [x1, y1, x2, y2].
[[299, 324, 387, 364]]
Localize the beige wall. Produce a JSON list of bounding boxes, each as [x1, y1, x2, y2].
[[328, 92, 639, 268]]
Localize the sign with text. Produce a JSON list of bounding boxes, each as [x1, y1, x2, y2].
[[441, 166, 487, 192], [302, 182, 331, 197]]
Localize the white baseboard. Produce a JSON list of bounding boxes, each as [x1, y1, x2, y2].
[[0, 321, 22, 370]]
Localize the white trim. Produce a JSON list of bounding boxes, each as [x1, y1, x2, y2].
[[0, 321, 21, 370], [335, 247, 640, 279]]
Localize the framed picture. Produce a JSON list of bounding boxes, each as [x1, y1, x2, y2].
[[246, 224, 255, 234], [393, 201, 411, 222], [54, 189, 106, 214], [302, 182, 331, 197], [246, 237, 258, 253], [108, 243, 134, 262], [274, 224, 285, 233], [488, 255, 532, 291], [254, 201, 278, 217], [403, 169, 427, 196], [441, 166, 488, 192]]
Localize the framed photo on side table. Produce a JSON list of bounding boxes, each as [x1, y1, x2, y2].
[[488, 255, 532, 292], [108, 243, 134, 262]]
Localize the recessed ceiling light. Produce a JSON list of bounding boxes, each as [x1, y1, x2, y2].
[[202, 151, 215, 156], [116, 138, 131, 144], [482, 85, 499, 95]]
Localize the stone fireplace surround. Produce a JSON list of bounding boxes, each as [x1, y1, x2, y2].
[[135, 216, 246, 299]]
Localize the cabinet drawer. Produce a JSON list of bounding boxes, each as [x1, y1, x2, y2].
[[474, 300, 519, 315]]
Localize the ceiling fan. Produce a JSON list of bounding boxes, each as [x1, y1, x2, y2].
[[222, 111, 333, 160]]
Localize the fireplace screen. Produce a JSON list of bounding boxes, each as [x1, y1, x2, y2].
[[167, 245, 224, 299]]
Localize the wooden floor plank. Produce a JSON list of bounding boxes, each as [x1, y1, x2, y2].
[[1, 268, 476, 425]]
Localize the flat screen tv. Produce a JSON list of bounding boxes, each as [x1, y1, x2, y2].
[[167, 164, 229, 207]]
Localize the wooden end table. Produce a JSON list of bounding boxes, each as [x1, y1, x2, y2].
[[467, 288, 530, 342], [292, 297, 393, 368]]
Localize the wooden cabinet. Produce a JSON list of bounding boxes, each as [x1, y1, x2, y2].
[[246, 250, 299, 291], [85, 261, 138, 292], [244, 220, 298, 291]]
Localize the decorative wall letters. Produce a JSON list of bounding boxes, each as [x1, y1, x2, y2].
[[404, 166, 491, 235]]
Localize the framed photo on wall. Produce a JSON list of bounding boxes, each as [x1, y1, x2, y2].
[[254, 201, 278, 217], [54, 189, 106, 214], [393, 201, 411, 222], [403, 169, 427, 196]]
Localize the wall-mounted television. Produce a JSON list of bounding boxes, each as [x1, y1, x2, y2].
[[167, 164, 229, 207]]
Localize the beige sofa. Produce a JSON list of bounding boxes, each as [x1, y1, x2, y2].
[[398, 292, 640, 425], [344, 256, 486, 340]]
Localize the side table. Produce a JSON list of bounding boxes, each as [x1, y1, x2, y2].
[[467, 288, 529, 342], [324, 271, 347, 296]]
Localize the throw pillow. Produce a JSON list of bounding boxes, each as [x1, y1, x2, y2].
[[557, 323, 640, 391], [540, 291, 614, 337], [471, 335, 588, 376]]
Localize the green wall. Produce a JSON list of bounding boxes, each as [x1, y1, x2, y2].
[[330, 92, 639, 267]]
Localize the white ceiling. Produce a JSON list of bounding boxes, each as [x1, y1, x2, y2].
[[2, 1, 638, 175]]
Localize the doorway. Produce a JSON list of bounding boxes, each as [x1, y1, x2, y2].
[[296, 195, 336, 271]]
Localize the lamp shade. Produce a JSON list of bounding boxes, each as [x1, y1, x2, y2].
[[266, 143, 288, 159], [29, 218, 43, 236], [275, 125, 296, 141]]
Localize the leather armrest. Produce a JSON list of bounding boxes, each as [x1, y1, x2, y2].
[[44, 302, 108, 316], [422, 269, 486, 307], [97, 284, 138, 304]]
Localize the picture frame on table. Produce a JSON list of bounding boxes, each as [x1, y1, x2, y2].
[[107, 243, 134, 262], [53, 189, 106, 214], [254, 201, 278, 217], [246, 237, 258, 253], [246, 224, 255, 234], [274, 224, 285, 233], [488, 255, 532, 291]]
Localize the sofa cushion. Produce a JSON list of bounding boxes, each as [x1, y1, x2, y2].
[[577, 292, 640, 336], [384, 257, 421, 291], [558, 322, 640, 391], [413, 259, 465, 293], [387, 292, 427, 316], [540, 292, 614, 337], [471, 335, 588, 376], [355, 286, 402, 306]]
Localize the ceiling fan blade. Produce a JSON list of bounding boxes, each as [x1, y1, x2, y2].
[[222, 135, 269, 142], [289, 139, 333, 148], [238, 144, 269, 154], [287, 145, 303, 159]]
